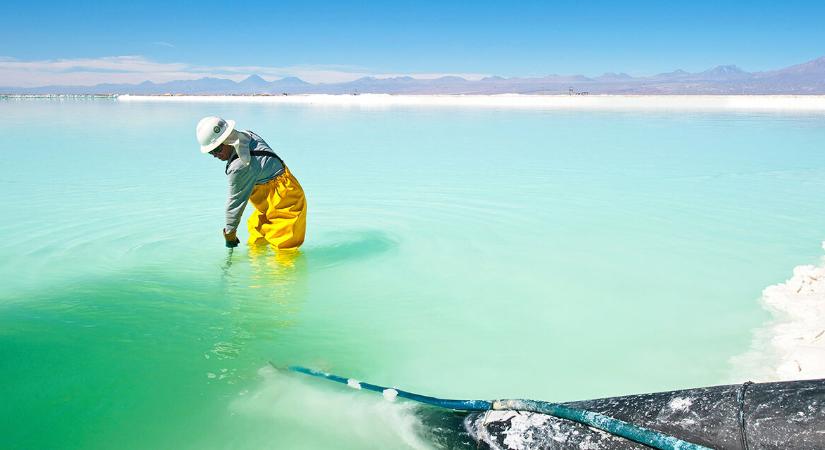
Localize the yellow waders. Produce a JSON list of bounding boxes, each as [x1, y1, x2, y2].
[[246, 166, 307, 249]]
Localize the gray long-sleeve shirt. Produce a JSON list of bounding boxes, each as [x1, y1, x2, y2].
[[224, 130, 285, 233]]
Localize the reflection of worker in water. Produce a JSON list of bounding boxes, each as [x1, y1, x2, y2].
[[196, 116, 307, 249]]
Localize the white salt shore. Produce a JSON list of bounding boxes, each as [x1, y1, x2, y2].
[[733, 243, 825, 382], [118, 94, 825, 111], [758, 247, 825, 381]]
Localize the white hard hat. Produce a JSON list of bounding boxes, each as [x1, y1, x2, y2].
[[196, 116, 236, 153]]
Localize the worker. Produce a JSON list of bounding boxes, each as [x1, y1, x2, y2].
[[196, 116, 307, 249]]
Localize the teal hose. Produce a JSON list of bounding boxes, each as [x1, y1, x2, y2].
[[285, 365, 711, 450], [287, 365, 491, 410]]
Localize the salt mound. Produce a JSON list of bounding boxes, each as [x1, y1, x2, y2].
[[735, 242, 825, 381], [761, 247, 825, 380]]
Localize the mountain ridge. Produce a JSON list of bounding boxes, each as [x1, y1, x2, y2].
[[3, 56, 825, 95]]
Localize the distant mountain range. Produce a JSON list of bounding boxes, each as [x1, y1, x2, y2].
[[4, 57, 825, 95]]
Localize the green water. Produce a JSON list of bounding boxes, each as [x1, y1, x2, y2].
[[1, 99, 825, 449]]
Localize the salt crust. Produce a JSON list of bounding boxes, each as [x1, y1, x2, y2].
[[759, 243, 825, 380], [733, 242, 825, 381]]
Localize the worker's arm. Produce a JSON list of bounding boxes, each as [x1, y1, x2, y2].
[[224, 162, 256, 245]]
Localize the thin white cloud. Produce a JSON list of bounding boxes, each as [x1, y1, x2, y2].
[[0, 56, 193, 86], [374, 72, 489, 81], [152, 41, 176, 48], [0, 56, 490, 87]]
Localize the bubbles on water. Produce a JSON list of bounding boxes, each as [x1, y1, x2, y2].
[[206, 367, 238, 382], [209, 341, 242, 360]]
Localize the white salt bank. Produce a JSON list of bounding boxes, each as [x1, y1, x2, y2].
[[118, 94, 825, 112], [735, 242, 825, 381]]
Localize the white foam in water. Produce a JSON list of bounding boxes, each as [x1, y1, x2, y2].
[[230, 366, 431, 450], [733, 242, 825, 381], [117, 94, 825, 111]]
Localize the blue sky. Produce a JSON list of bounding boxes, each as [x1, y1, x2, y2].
[[2, 0, 824, 86]]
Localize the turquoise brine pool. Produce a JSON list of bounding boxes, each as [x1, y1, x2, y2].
[[1, 98, 824, 449]]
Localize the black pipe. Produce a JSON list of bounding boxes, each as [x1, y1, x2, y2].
[[459, 379, 825, 449]]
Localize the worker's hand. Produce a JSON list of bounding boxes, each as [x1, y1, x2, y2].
[[223, 229, 240, 248]]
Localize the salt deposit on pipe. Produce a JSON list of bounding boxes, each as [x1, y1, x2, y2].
[[117, 94, 825, 111], [383, 389, 399, 402]]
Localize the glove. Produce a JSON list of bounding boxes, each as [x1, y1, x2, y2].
[[223, 229, 240, 248]]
